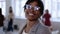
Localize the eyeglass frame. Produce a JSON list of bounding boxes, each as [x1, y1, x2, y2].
[[24, 4, 41, 11]]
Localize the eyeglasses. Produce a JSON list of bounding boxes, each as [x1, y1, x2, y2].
[[25, 4, 40, 11]]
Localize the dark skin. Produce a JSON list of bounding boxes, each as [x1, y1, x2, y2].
[[24, 1, 41, 33]]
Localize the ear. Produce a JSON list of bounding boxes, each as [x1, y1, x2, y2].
[[24, 9, 27, 12], [24, 9, 26, 11]]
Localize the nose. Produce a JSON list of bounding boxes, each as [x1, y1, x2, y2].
[[30, 8, 34, 12]]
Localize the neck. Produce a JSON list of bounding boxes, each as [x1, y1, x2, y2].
[[25, 19, 39, 33], [27, 19, 39, 27]]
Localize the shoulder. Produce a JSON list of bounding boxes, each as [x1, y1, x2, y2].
[[19, 23, 27, 34], [36, 23, 51, 34], [0, 15, 4, 18], [37, 23, 48, 30]]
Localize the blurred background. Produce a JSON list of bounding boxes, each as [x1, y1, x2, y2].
[[0, 0, 60, 34]]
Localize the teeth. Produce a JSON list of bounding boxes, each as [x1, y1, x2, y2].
[[29, 13, 34, 15]]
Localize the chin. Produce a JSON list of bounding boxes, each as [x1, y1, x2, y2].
[[28, 18, 38, 21]]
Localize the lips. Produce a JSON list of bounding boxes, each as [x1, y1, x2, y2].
[[28, 13, 34, 16]]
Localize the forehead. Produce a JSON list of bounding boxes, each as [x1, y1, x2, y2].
[[29, 1, 38, 6]]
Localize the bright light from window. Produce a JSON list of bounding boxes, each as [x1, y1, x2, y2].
[[12, 0, 60, 22], [0, 0, 6, 16]]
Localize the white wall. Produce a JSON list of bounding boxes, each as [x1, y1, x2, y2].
[[52, 22, 60, 31], [6, 0, 11, 16]]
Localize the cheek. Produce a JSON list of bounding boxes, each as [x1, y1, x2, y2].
[[25, 9, 30, 13], [24, 9, 28, 14], [24, 9, 29, 17], [35, 11, 40, 14], [36, 11, 41, 17]]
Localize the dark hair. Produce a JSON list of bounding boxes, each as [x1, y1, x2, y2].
[[45, 9, 49, 12], [24, 0, 44, 15], [0, 8, 2, 14], [9, 6, 13, 13], [9, 6, 12, 9]]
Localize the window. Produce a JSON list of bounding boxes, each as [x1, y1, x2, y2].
[[57, 2, 60, 18], [42, 0, 60, 22], [0, 0, 6, 16], [12, 0, 27, 19]]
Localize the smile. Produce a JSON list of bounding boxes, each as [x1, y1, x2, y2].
[[29, 13, 34, 16]]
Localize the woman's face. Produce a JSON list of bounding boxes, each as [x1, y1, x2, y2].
[[25, 1, 41, 21]]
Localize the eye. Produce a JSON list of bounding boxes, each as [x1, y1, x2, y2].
[[26, 5, 32, 9], [34, 7, 40, 11]]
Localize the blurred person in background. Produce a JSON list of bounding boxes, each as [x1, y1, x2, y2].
[[7, 6, 14, 32], [0, 8, 5, 34], [43, 9, 52, 31]]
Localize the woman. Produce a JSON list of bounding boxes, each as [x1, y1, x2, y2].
[[43, 9, 52, 31], [7, 6, 14, 31], [43, 9, 51, 26], [0, 8, 5, 27], [0, 8, 5, 34], [20, 0, 51, 34]]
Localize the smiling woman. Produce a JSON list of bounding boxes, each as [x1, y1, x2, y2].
[[19, 0, 51, 34]]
